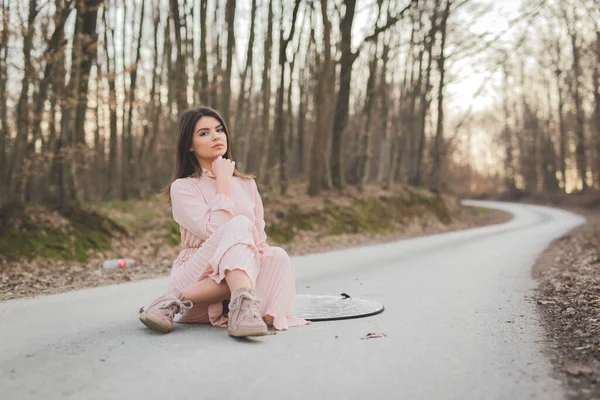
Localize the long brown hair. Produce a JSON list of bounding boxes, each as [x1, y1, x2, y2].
[[162, 106, 255, 203]]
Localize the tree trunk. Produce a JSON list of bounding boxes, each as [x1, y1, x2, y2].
[[51, 0, 103, 213], [376, 38, 391, 184], [387, 13, 415, 189], [594, 31, 600, 189], [146, 5, 170, 192], [221, 0, 236, 124], [0, 0, 11, 206], [8, 0, 38, 201], [429, 0, 451, 192], [274, 0, 301, 194], [171, 0, 187, 114], [308, 0, 333, 196], [405, 7, 424, 185], [413, 0, 439, 187], [502, 64, 516, 193], [138, 0, 160, 171], [94, 57, 103, 199], [406, 46, 424, 184], [295, 74, 307, 176], [123, 0, 145, 198], [555, 59, 567, 191], [29, 3, 72, 151], [542, 79, 559, 192], [199, 0, 209, 104], [330, 0, 357, 190], [74, 1, 101, 146], [103, 3, 118, 199], [234, 0, 256, 167], [211, 2, 221, 108], [564, 7, 587, 191], [258, 0, 274, 180], [354, 49, 378, 191]]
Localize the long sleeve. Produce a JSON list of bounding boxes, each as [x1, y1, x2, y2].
[[250, 178, 268, 251], [170, 179, 235, 240]]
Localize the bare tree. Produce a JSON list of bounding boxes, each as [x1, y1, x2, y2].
[[594, 30, 600, 188], [258, 0, 274, 179], [273, 0, 301, 194], [429, 0, 451, 192], [49, 0, 103, 213], [411, 0, 440, 187], [234, 0, 257, 169], [221, 0, 236, 123], [308, 0, 334, 196], [331, 0, 417, 190], [8, 0, 39, 201], [353, 46, 379, 191], [550, 38, 568, 191], [122, 0, 145, 199], [198, 0, 209, 104], [0, 0, 11, 206], [171, 0, 187, 114], [330, 0, 357, 190], [103, 2, 118, 199], [501, 63, 516, 193], [562, 4, 587, 191]]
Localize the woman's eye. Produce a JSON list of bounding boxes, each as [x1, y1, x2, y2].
[[217, 128, 224, 133]]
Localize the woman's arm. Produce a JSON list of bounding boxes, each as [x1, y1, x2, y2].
[[171, 179, 235, 240], [250, 178, 268, 251]]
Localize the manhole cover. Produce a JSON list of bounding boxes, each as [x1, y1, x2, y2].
[[292, 293, 384, 321]]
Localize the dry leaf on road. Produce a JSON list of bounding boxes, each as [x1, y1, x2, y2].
[[361, 332, 387, 340]]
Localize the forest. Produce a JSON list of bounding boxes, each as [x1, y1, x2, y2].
[[0, 0, 599, 216]]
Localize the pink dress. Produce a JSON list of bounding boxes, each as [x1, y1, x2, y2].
[[167, 167, 309, 330]]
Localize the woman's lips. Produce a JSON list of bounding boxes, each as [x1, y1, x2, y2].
[[213, 144, 224, 148]]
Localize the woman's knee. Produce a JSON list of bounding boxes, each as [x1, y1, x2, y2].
[[224, 215, 254, 230], [269, 246, 291, 265]]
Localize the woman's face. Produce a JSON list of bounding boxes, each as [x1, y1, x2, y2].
[[190, 116, 228, 165]]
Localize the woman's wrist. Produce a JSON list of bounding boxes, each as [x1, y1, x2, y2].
[[215, 176, 232, 197]]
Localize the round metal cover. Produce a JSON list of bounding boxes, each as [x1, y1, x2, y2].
[[291, 293, 384, 321]]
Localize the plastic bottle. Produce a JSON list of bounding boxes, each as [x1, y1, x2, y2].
[[102, 258, 139, 269]]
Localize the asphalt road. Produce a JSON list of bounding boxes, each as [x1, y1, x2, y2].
[[0, 200, 585, 400]]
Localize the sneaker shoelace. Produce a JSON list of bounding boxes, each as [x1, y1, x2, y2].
[[231, 291, 262, 319], [159, 297, 193, 317]]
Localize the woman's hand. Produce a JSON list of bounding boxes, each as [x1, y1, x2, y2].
[[212, 156, 235, 180]]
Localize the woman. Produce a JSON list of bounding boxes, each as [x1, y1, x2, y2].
[[139, 106, 309, 337]]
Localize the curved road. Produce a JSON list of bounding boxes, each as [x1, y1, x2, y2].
[[0, 201, 585, 400]]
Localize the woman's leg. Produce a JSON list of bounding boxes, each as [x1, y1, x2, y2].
[[224, 269, 252, 293], [142, 215, 265, 335], [181, 278, 231, 304], [170, 216, 257, 304], [254, 246, 309, 330]]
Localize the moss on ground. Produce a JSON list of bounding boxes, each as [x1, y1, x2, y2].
[[165, 220, 181, 246], [0, 205, 126, 263], [0, 188, 455, 262], [265, 190, 453, 244]]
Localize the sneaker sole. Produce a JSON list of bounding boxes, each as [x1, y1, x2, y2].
[[139, 313, 171, 334], [227, 327, 268, 337]]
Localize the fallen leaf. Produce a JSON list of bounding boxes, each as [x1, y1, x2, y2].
[[361, 332, 387, 340], [537, 300, 556, 305], [563, 362, 594, 376]]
